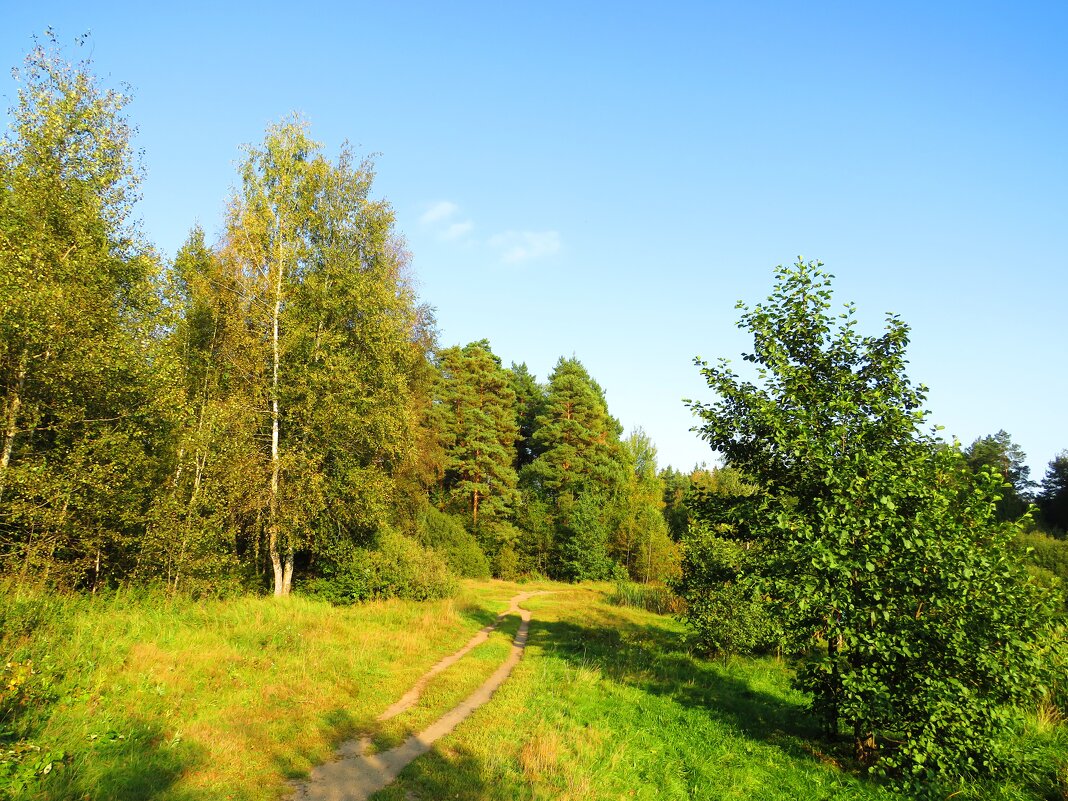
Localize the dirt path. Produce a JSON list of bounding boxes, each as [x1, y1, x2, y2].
[[291, 591, 544, 801]]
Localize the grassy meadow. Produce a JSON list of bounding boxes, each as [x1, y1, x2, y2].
[[1, 581, 1064, 801]]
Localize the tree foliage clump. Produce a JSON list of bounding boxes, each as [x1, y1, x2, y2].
[[1037, 451, 1068, 536], [686, 260, 1050, 783], [0, 35, 166, 590], [963, 430, 1033, 521]]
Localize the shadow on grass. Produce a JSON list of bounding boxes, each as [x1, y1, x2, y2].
[[368, 743, 521, 801], [39, 719, 205, 801], [455, 600, 508, 630], [529, 614, 843, 770]]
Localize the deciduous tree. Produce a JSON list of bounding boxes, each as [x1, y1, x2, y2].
[[687, 260, 1049, 782]]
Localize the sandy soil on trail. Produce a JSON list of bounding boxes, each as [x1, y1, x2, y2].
[[291, 591, 545, 801]]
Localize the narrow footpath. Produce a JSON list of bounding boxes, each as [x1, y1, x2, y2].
[[291, 591, 544, 801]]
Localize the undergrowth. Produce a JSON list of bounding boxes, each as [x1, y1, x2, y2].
[[606, 580, 683, 615]]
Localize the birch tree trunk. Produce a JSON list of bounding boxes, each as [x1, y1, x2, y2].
[[269, 231, 285, 596], [0, 349, 29, 496]]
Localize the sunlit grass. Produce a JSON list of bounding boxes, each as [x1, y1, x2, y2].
[[373, 586, 1067, 801], [1, 579, 537, 800], [4, 580, 1064, 800]]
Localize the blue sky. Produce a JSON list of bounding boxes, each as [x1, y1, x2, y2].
[[4, 2, 1066, 480]]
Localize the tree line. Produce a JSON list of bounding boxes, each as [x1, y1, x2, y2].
[[0, 39, 684, 599]]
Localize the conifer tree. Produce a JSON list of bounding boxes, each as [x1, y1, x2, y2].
[[434, 341, 519, 527], [527, 357, 625, 498], [526, 356, 627, 579], [506, 362, 545, 471]]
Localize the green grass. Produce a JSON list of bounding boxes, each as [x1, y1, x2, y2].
[[0, 579, 540, 800], [2, 581, 1065, 800], [373, 587, 1068, 801]]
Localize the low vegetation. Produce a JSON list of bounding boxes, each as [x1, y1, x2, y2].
[[2, 582, 1064, 801]]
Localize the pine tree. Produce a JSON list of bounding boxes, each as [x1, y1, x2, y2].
[[526, 356, 627, 579], [506, 362, 545, 471], [527, 357, 625, 498], [434, 341, 519, 527]]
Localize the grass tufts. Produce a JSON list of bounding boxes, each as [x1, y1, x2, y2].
[[606, 580, 683, 615]]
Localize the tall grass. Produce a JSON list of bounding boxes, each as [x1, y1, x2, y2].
[[0, 579, 532, 800], [606, 580, 683, 615]]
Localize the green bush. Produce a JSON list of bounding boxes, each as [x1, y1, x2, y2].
[[1017, 532, 1068, 616], [303, 530, 457, 604], [370, 530, 457, 601], [672, 524, 777, 655], [417, 508, 491, 579], [492, 545, 519, 581], [557, 494, 624, 582], [1018, 531, 1068, 582]]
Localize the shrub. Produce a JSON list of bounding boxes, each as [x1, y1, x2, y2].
[[492, 545, 519, 581], [417, 508, 491, 579], [302, 530, 457, 604], [557, 493, 624, 582], [369, 530, 457, 601], [672, 525, 777, 654]]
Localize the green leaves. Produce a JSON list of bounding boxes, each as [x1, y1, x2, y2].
[[685, 260, 1052, 783]]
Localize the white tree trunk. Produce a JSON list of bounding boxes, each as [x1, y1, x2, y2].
[[0, 349, 28, 492], [269, 220, 286, 597]]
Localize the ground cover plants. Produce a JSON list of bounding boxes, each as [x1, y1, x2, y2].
[[6, 579, 1062, 800], [0, 580, 528, 800]]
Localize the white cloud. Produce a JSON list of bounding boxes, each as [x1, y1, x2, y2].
[[443, 220, 474, 240], [488, 230, 561, 264], [420, 200, 459, 225], [419, 200, 474, 242]]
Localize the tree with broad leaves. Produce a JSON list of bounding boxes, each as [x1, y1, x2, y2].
[[686, 259, 1050, 783]]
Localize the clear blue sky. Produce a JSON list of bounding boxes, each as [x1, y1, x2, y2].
[[4, 2, 1066, 481]]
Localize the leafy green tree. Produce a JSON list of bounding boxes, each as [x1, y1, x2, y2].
[[140, 227, 252, 594], [616, 429, 679, 582], [687, 260, 1049, 781], [0, 36, 167, 589], [963, 430, 1032, 521], [434, 340, 519, 528], [659, 466, 692, 541], [1037, 451, 1068, 536], [224, 118, 424, 595]]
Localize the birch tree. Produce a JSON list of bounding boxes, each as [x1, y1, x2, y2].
[[0, 35, 164, 588], [224, 119, 424, 595]]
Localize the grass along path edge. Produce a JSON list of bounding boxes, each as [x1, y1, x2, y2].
[[291, 591, 548, 801]]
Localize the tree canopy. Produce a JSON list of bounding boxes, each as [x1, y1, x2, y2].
[[686, 260, 1049, 782]]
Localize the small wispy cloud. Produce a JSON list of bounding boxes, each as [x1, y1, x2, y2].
[[420, 200, 460, 225], [420, 200, 474, 242], [443, 220, 474, 241], [488, 230, 562, 264]]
